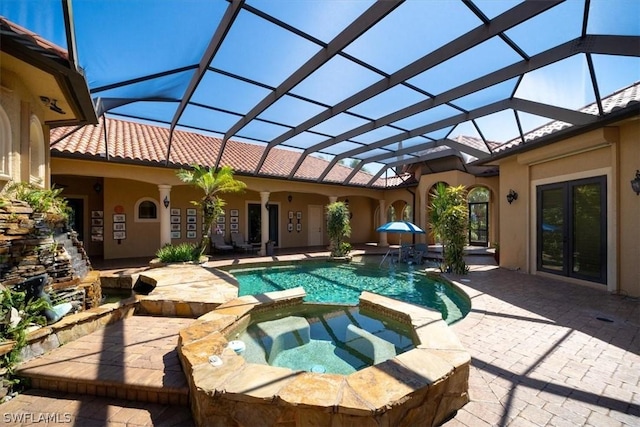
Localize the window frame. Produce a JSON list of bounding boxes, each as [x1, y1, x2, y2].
[[134, 197, 160, 222]]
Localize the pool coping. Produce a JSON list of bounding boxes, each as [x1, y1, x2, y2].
[[177, 287, 470, 426]]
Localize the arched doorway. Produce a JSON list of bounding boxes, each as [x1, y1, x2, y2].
[[468, 187, 489, 247]]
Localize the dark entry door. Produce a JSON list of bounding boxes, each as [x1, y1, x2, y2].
[[248, 203, 279, 246], [537, 176, 607, 284], [66, 198, 84, 242]]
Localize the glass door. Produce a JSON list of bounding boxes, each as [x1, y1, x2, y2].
[[468, 187, 489, 247], [537, 176, 606, 284], [468, 202, 488, 246], [247, 203, 279, 246]]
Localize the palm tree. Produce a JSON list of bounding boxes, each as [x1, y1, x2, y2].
[[176, 165, 246, 256], [429, 183, 469, 274], [429, 183, 449, 251]]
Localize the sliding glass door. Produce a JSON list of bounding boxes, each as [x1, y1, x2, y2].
[[537, 176, 607, 284]]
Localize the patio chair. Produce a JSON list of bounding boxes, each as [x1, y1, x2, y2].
[[409, 250, 424, 265], [211, 233, 233, 252], [231, 232, 256, 252]]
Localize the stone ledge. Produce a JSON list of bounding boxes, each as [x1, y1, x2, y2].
[[134, 265, 239, 318], [178, 289, 470, 426]]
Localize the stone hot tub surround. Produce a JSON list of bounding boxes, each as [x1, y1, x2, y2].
[[178, 288, 470, 427]]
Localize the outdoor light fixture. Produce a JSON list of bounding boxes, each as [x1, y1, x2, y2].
[[265, 201, 270, 210], [39, 96, 66, 114], [93, 181, 102, 193], [287, 194, 292, 203], [631, 170, 640, 195], [506, 189, 518, 204], [163, 196, 170, 208]]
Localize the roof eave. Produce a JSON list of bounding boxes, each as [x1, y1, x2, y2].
[[0, 29, 98, 128], [474, 104, 640, 165]]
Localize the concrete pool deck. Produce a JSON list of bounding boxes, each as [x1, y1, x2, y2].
[[1, 247, 638, 426]]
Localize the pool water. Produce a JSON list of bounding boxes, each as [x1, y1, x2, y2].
[[224, 259, 470, 324], [236, 304, 415, 375]]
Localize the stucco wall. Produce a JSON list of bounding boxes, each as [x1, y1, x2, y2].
[[498, 122, 639, 297], [416, 170, 499, 246], [52, 175, 105, 257], [51, 173, 382, 259], [0, 69, 49, 190], [618, 120, 640, 297]]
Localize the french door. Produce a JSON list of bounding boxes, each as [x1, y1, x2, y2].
[[248, 203, 279, 246], [536, 176, 607, 284]]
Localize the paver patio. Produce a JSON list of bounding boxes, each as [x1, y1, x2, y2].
[[1, 249, 638, 426], [445, 262, 639, 427]]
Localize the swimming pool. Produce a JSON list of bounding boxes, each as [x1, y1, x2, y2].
[[223, 258, 470, 324]]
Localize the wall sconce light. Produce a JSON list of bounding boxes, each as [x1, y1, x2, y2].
[[93, 181, 102, 193], [344, 198, 349, 205], [287, 194, 292, 203], [506, 189, 518, 204], [163, 196, 170, 208], [631, 170, 640, 195], [39, 96, 66, 114], [265, 201, 270, 210]]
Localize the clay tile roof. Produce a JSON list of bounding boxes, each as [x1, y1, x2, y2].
[[50, 117, 400, 188], [493, 81, 640, 154], [0, 16, 68, 62]]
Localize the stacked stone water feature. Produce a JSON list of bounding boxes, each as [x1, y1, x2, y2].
[[0, 199, 100, 309]]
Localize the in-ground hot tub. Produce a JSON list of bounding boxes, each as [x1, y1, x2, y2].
[[237, 304, 416, 375], [178, 287, 470, 426]]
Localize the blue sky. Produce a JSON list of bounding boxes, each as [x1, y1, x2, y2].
[[2, 0, 639, 175]]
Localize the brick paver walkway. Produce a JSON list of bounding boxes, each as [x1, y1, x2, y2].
[[445, 264, 639, 426], [2, 316, 195, 426]]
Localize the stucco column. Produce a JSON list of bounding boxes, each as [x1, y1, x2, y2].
[[158, 185, 172, 247], [329, 196, 337, 204], [378, 199, 388, 247], [260, 191, 270, 256]]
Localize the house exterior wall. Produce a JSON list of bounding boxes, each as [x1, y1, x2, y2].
[[0, 69, 50, 191], [51, 157, 389, 259], [498, 121, 639, 297], [416, 170, 499, 246], [618, 120, 640, 297]]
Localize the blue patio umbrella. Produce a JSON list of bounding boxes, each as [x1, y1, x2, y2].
[[376, 221, 426, 235], [376, 221, 426, 262]]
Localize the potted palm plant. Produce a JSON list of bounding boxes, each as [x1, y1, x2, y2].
[[428, 183, 469, 274], [326, 201, 351, 261]]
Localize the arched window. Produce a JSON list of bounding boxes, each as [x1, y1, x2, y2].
[[0, 106, 10, 180], [468, 187, 490, 203], [29, 115, 45, 186], [135, 198, 159, 222]]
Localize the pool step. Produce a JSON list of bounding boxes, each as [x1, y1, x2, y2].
[[345, 324, 396, 364], [255, 316, 310, 364], [16, 316, 193, 406]]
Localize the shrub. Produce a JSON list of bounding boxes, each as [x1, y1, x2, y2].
[[155, 243, 200, 263], [2, 182, 70, 225], [1, 287, 49, 389], [326, 202, 351, 257]]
